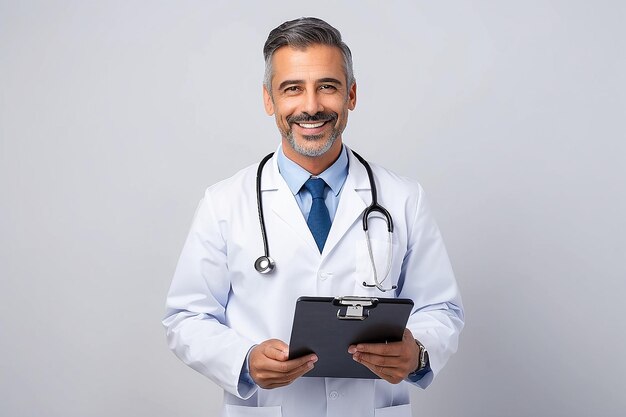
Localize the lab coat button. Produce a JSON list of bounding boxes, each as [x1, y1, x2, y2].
[[329, 391, 339, 399], [319, 271, 328, 280]]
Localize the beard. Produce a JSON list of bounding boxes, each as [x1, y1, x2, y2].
[[281, 111, 343, 157]]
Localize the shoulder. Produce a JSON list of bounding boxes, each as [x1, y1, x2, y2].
[[346, 146, 423, 195], [370, 162, 423, 192], [355, 157, 426, 205], [201, 161, 259, 211], [206, 162, 257, 193]]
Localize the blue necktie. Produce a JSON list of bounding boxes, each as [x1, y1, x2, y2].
[[304, 178, 331, 252]]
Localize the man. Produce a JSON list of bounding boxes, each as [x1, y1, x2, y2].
[[163, 17, 463, 417]]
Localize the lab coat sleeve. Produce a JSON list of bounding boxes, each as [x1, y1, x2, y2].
[[399, 184, 465, 389], [162, 192, 258, 399]]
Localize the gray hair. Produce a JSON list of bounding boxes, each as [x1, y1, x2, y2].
[[263, 17, 355, 94]]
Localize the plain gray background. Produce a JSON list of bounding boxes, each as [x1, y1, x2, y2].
[[1, 1, 625, 416]]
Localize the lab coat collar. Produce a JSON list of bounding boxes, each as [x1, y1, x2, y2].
[[259, 144, 370, 192], [261, 144, 371, 257]]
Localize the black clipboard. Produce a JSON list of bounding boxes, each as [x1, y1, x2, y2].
[[288, 296, 414, 379]]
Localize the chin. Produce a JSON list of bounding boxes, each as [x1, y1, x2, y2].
[[290, 135, 336, 158]]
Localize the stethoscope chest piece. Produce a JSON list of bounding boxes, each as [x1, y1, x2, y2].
[[254, 255, 275, 274]]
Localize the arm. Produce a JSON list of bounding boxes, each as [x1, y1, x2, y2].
[[350, 184, 464, 387], [162, 193, 257, 398], [400, 184, 464, 387], [163, 192, 318, 396]]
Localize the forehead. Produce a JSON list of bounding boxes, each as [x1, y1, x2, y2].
[[271, 44, 345, 85]]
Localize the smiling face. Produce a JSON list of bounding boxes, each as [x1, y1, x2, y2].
[[263, 44, 357, 173]]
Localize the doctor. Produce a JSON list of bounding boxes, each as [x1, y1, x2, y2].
[[163, 17, 464, 417]]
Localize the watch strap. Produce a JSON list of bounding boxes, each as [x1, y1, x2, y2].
[[410, 339, 429, 375]]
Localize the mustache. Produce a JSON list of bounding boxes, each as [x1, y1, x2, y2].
[[287, 112, 337, 124]]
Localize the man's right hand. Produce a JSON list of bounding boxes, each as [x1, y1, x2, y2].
[[248, 339, 317, 389]]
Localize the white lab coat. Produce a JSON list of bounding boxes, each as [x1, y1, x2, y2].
[[163, 147, 464, 417]]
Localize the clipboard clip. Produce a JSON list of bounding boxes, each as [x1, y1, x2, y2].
[[334, 296, 379, 320]]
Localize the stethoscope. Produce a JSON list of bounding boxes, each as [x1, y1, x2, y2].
[[254, 150, 397, 292]]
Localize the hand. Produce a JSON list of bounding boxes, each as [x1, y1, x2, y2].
[[248, 339, 318, 389], [348, 328, 420, 384]]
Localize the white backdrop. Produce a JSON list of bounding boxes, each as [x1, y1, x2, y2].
[[1, 1, 625, 416]]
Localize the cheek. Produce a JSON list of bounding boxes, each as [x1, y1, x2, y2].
[[328, 98, 349, 117], [277, 114, 290, 127], [274, 114, 291, 134], [335, 107, 349, 124], [275, 107, 292, 123]]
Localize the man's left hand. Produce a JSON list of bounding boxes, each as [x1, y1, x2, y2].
[[348, 328, 420, 384]]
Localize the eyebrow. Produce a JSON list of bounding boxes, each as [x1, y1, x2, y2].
[[318, 77, 343, 85], [277, 77, 344, 91]]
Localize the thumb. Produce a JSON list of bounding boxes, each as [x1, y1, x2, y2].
[[264, 339, 289, 361]]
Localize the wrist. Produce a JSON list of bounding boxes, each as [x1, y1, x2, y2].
[[410, 339, 429, 375]]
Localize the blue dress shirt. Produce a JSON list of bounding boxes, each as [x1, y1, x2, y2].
[[276, 144, 349, 221]]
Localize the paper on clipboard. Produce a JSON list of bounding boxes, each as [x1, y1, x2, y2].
[[288, 296, 414, 379]]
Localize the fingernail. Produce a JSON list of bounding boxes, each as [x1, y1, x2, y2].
[[311, 355, 318, 363], [352, 354, 359, 362], [348, 347, 356, 354], [308, 362, 315, 369]]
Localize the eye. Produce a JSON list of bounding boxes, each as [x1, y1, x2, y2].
[[283, 86, 301, 94], [319, 84, 337, 91]]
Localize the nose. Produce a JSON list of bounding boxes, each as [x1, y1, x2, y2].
[[302, 89, 324, 116]]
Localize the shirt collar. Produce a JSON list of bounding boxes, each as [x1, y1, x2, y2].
[[277, 144, 349, 196]]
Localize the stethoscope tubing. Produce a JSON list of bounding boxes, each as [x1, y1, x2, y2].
[[254, 153, 276, 273], [254, 150, 396, 291], [351, 151, 393, 234]]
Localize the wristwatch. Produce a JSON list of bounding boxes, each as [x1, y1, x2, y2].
[[410, 340, 429, 375]]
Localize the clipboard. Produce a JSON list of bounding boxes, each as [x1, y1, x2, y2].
[[288, 296, 414, 379]]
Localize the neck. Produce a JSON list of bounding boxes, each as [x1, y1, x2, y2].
[[282, 139, 343, 176]]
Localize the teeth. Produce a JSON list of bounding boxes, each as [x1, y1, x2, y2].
[[298, 122, 325, 129]]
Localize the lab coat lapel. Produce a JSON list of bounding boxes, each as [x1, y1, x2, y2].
[[322, 148, 370, 257], [262, 155, 319, 253]]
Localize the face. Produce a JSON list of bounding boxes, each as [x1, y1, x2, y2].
[[263, 44, 357, 162]]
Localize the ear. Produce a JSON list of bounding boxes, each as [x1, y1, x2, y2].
[[263, 86, 275, 115], [348, 82, 357, 111]]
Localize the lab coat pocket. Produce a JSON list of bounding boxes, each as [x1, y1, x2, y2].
[[374, 403, 412, 417], [224, 404, 282, 417], [355, 238, 396, 289]]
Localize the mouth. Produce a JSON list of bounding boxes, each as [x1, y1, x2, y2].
[[291, 120, 331, 137], [295, 121, 328, 129], [286, 112, 338, 138]]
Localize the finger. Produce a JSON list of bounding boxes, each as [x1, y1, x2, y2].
[[263, 341, 289, 361], [273, 357, 316, 384], [259, 353, 318, 376], [286, 353, 318, 369], [353, 354, 404, 384], [353, 341, 402, 356], [353, 329, 416, 355], [352, 351, 405, 368], [273, 354, 318, 374], [256, 356, 317, 388], [402, 328, 414, 340], [267, 339, 289, 351]]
